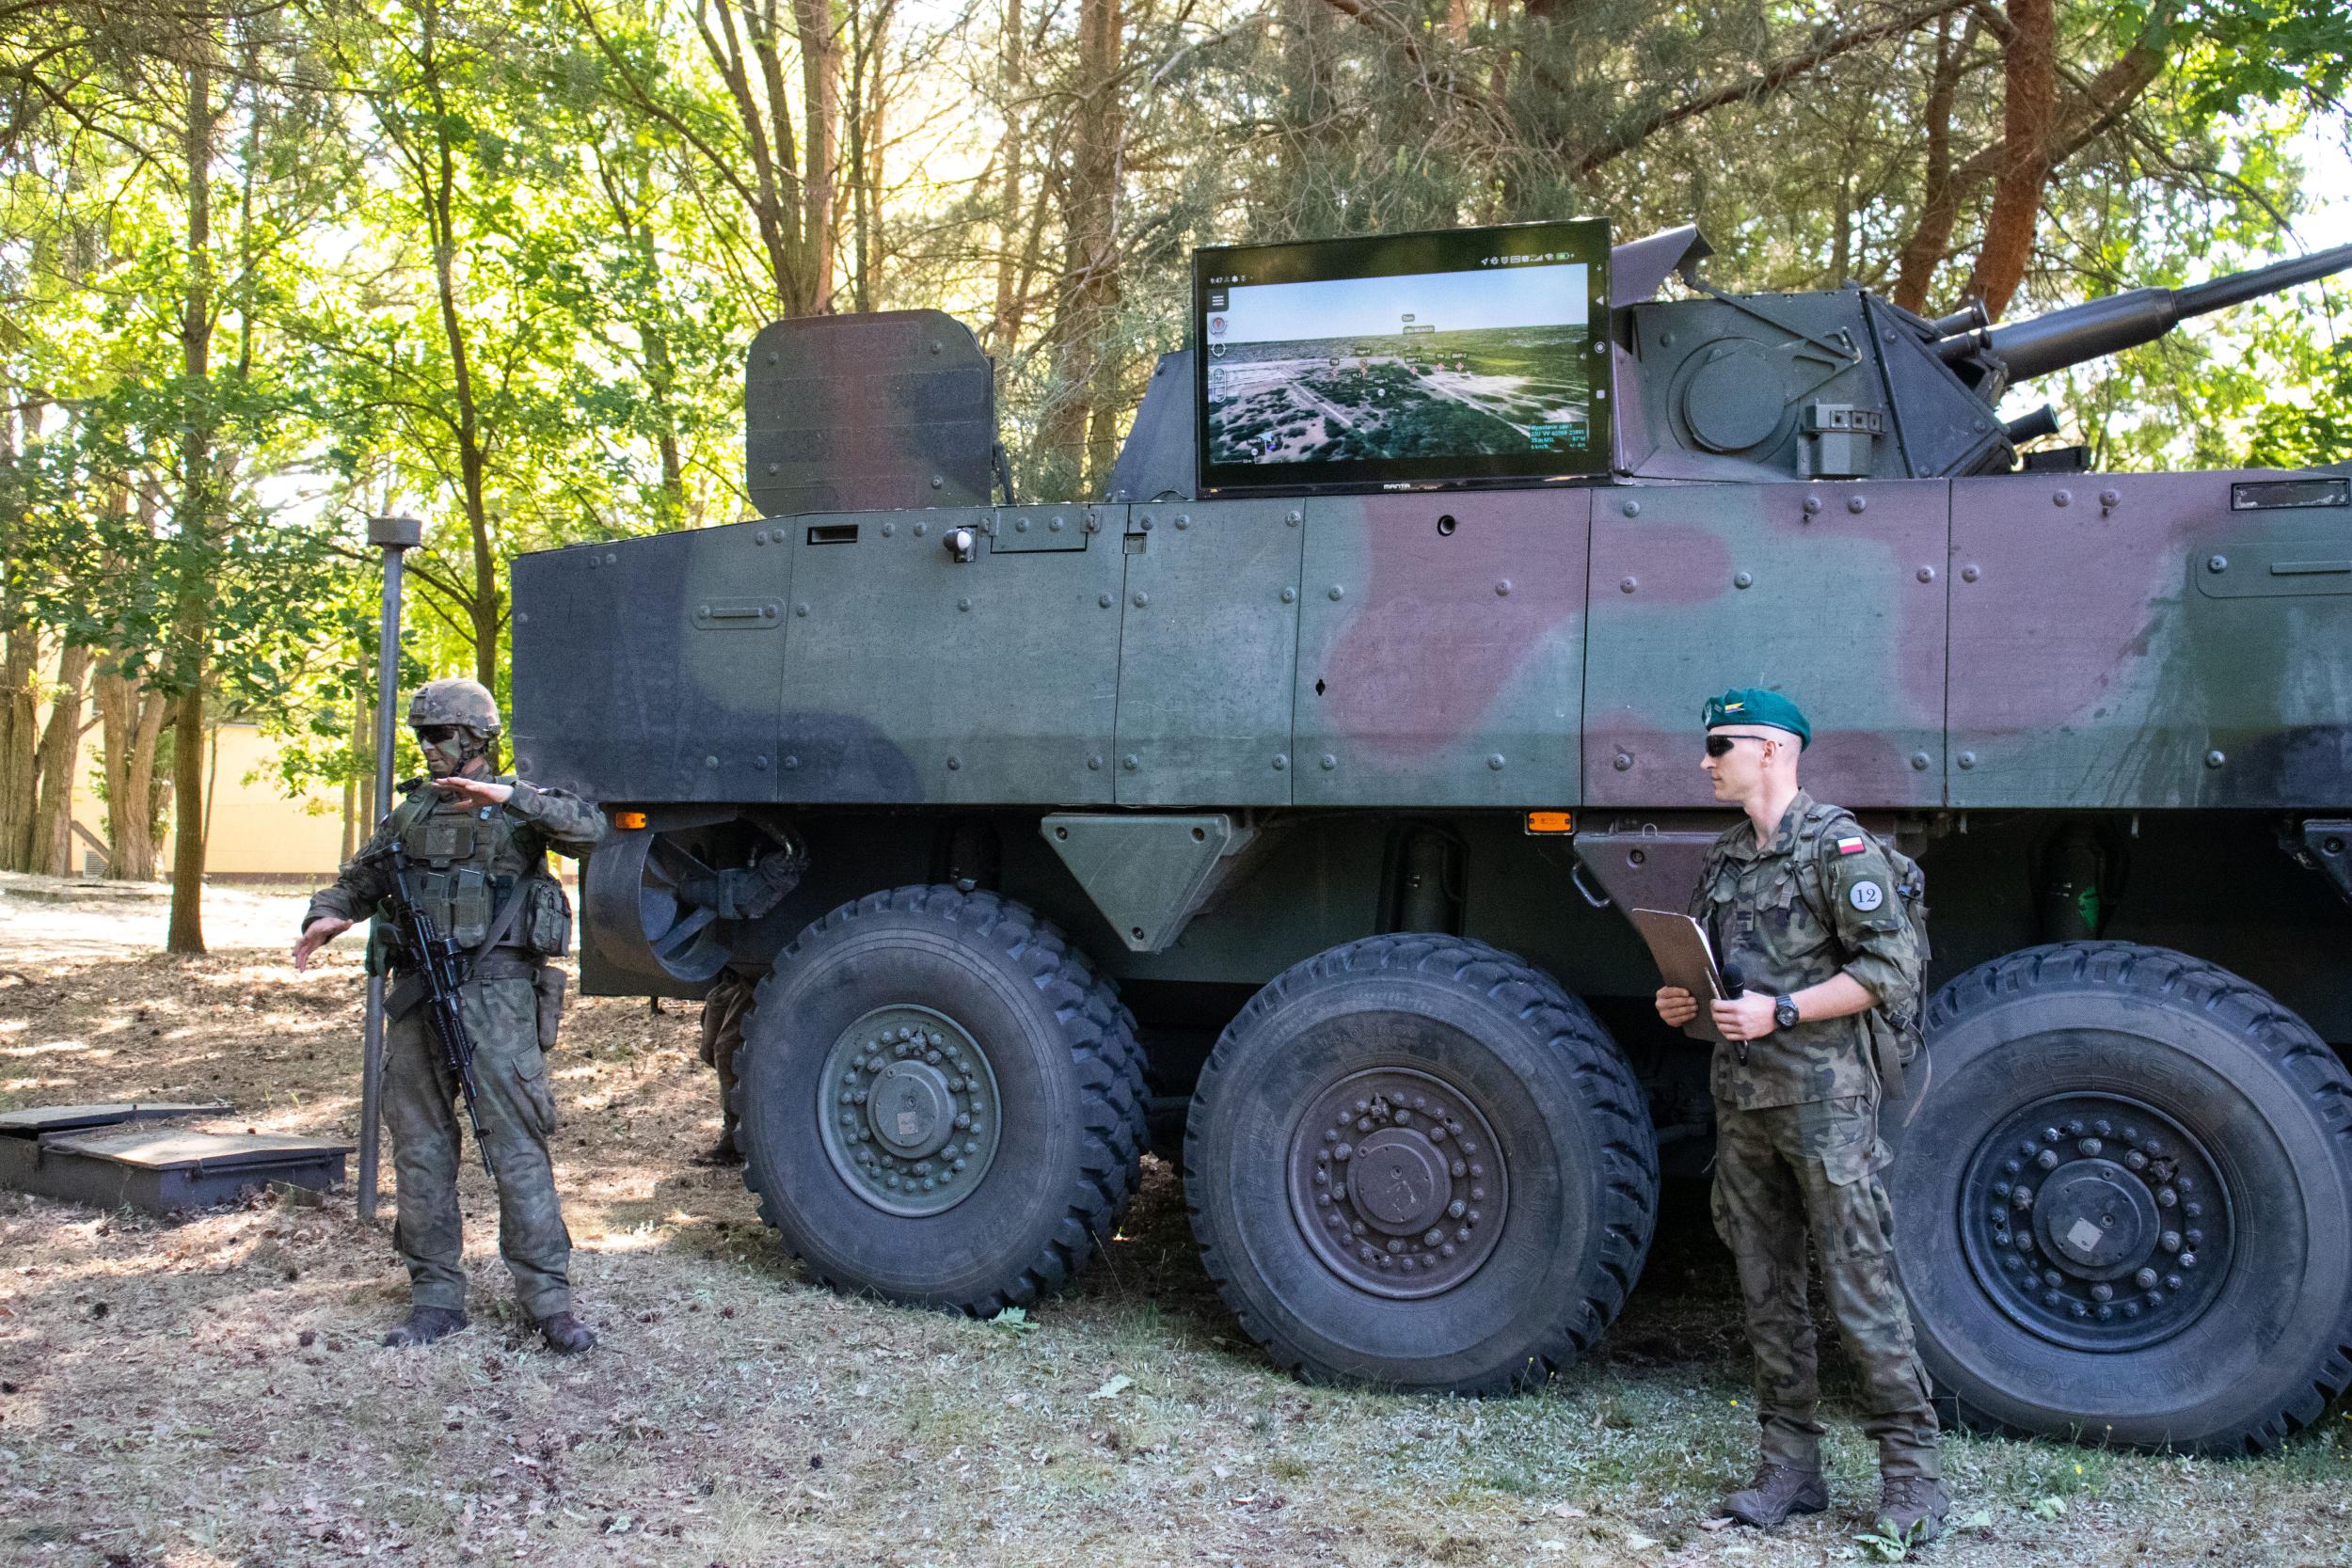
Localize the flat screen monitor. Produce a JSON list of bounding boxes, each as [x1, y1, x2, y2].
[[1193, 219, 1613, 497]]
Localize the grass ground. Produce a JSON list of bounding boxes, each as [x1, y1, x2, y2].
[[3, 877, 2350, 1567]]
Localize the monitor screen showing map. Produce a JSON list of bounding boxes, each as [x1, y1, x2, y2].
[[1193, 220, 1612, 496]]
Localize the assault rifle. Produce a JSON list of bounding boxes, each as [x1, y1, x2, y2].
[[359, 838, 495, 1179]]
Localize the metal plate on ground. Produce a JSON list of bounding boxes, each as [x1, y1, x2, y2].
[[0, 1101, 229, 1136], [0, 1125, 352, 1215]]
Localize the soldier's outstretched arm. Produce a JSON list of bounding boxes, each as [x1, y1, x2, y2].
[[294, 810, 402, 968], [504, 781, 610, 857]]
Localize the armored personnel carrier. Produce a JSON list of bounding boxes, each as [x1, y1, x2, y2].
[[512, 221, 2352, 1453]]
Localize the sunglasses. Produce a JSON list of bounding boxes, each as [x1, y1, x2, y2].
[[1705, 734, 1773, 757], [414, 725, 461, 745]]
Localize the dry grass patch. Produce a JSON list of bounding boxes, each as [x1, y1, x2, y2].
[[2, 914, 2351, 1565]]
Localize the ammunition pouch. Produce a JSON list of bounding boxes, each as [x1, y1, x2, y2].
[[523, 876, 572, 958], [407, 865, 492, 950], [533, 965, 568, 1049]]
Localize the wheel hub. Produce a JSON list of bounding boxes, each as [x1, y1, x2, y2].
[[1287, 1067, 1509, 1301], [1961, 1094, 2233, 1351], [818, 1005, 1000, 1217]]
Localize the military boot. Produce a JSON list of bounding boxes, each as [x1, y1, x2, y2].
[[1714, 1462, 1829, 1528], [382, 1305, 468, 1347], [1874, 1475, 1949, 1544], [538, 1311, 597, 1354]]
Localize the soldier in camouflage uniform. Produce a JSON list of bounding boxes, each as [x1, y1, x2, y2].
[[1654, 688, 1947, 1544], [693, 970, 756, 1164], [294, 678, 609, 1354]]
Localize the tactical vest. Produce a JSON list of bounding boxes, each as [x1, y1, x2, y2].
[[377, 780, 572, 960]]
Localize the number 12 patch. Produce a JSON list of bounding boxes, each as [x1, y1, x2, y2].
[[1849, 880, 1886, 912]]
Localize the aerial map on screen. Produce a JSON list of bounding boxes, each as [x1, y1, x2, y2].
[[1202, 261, 1592, 468]]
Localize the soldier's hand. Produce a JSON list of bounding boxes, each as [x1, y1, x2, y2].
[[292, 916, 354, 972], [1711, 991, 1778, 1042], [1655, 986, 1699, 1027], [430, 775, 515, 807]]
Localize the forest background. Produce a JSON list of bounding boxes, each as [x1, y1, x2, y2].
[[2, 0, 2349, 952]]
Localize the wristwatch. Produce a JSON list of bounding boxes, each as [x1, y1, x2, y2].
[[1773, 994, 1802, 1031]]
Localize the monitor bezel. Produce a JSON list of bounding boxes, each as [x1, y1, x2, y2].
[[1192, 219, 1614, 499]]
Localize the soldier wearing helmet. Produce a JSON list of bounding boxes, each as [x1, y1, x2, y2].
[[294, 677, 609, 1354]]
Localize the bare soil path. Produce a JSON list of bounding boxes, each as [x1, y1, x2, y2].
[[2, 874, 2348, 1566]]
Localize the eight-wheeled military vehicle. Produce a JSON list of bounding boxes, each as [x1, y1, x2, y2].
[[512, 223, 2352, 1453]]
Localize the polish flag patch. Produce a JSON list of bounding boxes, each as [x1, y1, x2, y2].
[[1835, 836, 1869, 856]]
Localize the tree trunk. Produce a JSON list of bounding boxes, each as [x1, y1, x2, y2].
[[167, 56, 217, 957], [1963, 0, 2057, 317], [28, 641, 91, 876], [0, 623, 37, 871], [96, 662, 167, 880], [791, 0, 841, 311], [1891, 11, 1977, 313], [988, 0, 1025, 353], [1039, 0, 1123, 496]]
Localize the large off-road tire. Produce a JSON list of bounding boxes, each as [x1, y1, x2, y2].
[[738, 885, 1148, 1313], [1185, 935, 1659, 1392], [1887, 942, 2352, 1452]]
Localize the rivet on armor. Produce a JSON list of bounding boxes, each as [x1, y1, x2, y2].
[[930, 474, 944, 489], [2100, 488, 2122, 510], [2053, 488, 2073, 508], [1133, 591, 1149, 608], [1961, 563, 1981, 582], [1280, 587, 1296, 603], [1734, 571, 1753, 590], [1911, 752, 1931, 770], [946, 755, 961, 770], [1803, 495, 1823, 515], [1320, 754, 1337, 770], [1087, 754, 1103, 770], [882, 521, 894, 536], [705, 755, 720, 768], [1328, 585, 1344, 600], [795, 603, 809, 617], [959, 597, 973, 611], [1272, 753, 1289, 770], [2205, 751, 2226, 768], [1049, 515, 1065, 531], [1173, 515, 1189, 530], [1620, 576, 1637, 593], [1015, 517, 1029, 531], [754, 530, 768, 545], [783, 755, 799, 770], [1494, 578, 1513, 596], [1847, 495, 1867, 514], [1613, 752, 1633, 771], [1916, 566, 1936, 583], [1285, 509, 1302, 525], [1958, 751, 1977, 769], [1121, 754, 1139, 771], [1099, 593, 1113, 608]]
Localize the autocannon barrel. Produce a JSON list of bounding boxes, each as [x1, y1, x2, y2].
[[1978, 243, 2352, 382]]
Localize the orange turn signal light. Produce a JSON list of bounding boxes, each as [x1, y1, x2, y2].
[[1524, 811, 1575, 835], [613, 810, 649, 831]]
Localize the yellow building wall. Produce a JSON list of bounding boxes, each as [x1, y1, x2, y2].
[[69, 719, 348, 879]]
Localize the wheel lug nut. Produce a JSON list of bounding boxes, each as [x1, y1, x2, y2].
[[2070, 1303, 2089, 1319], [1423, 1228, 1445, 1246], [2178, 1251, 2197, 1268], [2093, 1119, 2112, 1136], [2123, 1302, 2141, 1318], [1447, 1200, 1466, 1219], [1334, 1143, 1352, 1161], [2036, 1149, 2059, 1170], [2043, 1128, 2062, 1145], [2125, 1150, 2149, 1171], [2177, 1175, 2197, 1193], [2042, 1291, 2062, 1308], [2121, 1126, 2138, 1142], [2157, 1188, 2178, 1208], [2144, 1139, 2164, 1156], [1429, 1126, 1447, 1142], [2043, 1271, 2062, 1288], [2160, 1231, 2180, 1253], [2003, 1159, 2022, 1175], [2185, 1201, 2203, 1219], [2078, 1138, 2103, 1157], [2135, 1267, 2158, 1290], [1994, 1180, 2012, 1196], [2065, 1120, 2085, 1136], [2096, 1306, 2115, 1321], [2013, 1187, 2034, 1209], [1450, 1161, 1467, 1178], [2091, 1283, 2112, 1302], [2185, 1227, 2202, 1244], [2166, 1274, 2184, 1291]]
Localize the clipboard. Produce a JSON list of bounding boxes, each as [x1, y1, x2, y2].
[[1630, 908, 1730, 1044]]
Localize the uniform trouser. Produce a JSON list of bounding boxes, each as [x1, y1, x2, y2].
[[1712, 1094, 1940, 1481], [382, 976, 573, 1319], [699, 972, 756, 1143]]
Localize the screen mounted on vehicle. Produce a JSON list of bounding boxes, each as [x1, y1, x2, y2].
[[1194, 220, 1613, 496]]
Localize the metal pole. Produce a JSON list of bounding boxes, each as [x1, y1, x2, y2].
[[357, 515, 421, 1222]]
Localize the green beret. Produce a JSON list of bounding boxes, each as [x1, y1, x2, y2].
[[1703, 688, 1811, 749]]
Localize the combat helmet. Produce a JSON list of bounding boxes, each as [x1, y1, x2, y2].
[[407, 677, 501, 736]]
